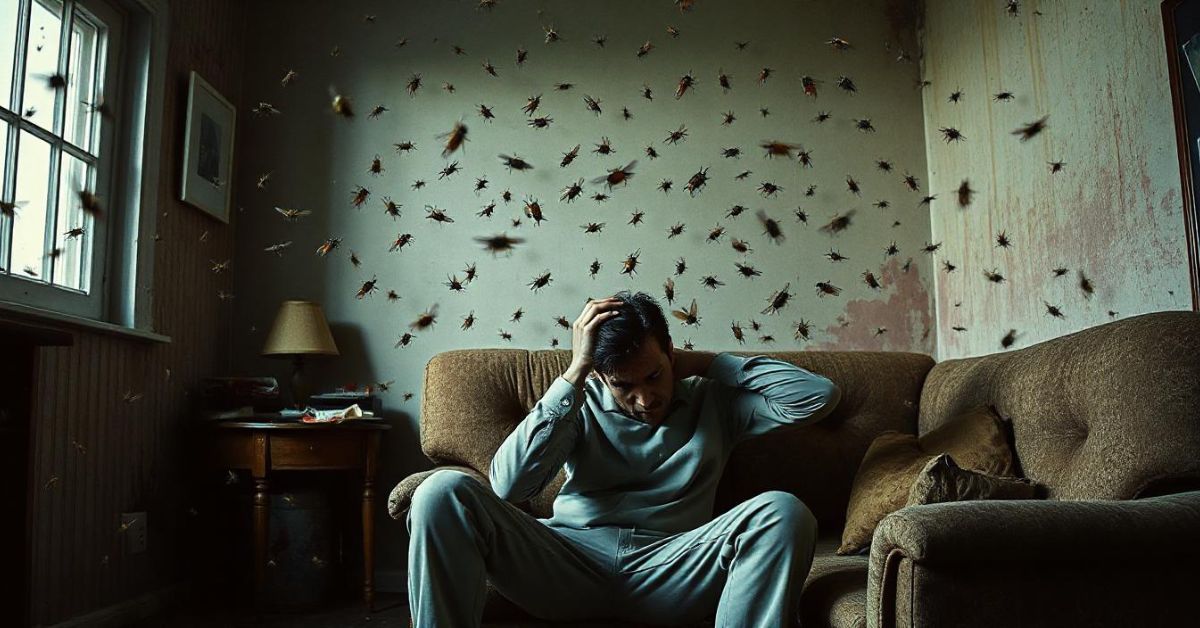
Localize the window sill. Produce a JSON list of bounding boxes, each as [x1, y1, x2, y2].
[[0, 299, 171, 344]]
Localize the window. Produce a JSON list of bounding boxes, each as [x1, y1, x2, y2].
[[0, 0, 125, 319], [0, 0, 165, 336]]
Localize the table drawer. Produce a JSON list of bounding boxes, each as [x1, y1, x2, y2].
[[270, 432, 364, 469]]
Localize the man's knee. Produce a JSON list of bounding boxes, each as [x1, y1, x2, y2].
[[410, 470, 481, 523], [754, 490, 818, 541]]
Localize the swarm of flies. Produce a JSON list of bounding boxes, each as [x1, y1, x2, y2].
[[410, 305, 439, 331], [561, 144, 581, 167], [761, 283, 793, 314], [863, 271, 882, 290], [499, 153, 534, 171], [664, 125, 688, 145], [1013, 115, 1049, 141], [329, 87, 353, 118], [675, 72, 696, 99], [275, 206, 311, 222], [523, 197, 547, 225], [672, 299, 701, 326], [389, 233, 414, 252], [439, 121, 468, 157], [957, 180, 976, 207], [522, 94, 542, 116], [356, 276, 379, 299], [939, 126, 965, 142], [761, 140, 799, 159], [820, 210, 856, 235], [620, 250, 641, 275], [815, 281, 842, 297], [685, 167, 710, 195], [316, 237, 341, 257], [562, 178, 585, 202], [594, 161, 637, 189], [528, 271, 553, 292]]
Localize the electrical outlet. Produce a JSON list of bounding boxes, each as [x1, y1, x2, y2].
[[121, 512, 147, 555]]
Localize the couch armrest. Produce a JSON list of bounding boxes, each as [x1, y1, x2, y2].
[[387, 465, 490, 520], [867, 490, 1200, 628]]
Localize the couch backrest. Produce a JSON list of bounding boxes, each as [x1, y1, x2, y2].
[[420, 348, 934, 533], [918, 310, 1200, 500]]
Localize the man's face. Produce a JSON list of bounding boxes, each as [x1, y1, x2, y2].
[[598, 336, 675, 426]]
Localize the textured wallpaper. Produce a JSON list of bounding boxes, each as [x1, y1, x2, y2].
[[920, 0, 1194, 359], [231, 0, 930, 579]]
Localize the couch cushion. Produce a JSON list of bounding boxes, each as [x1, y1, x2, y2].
[[918, 310, 1200, 500], [837, 406, 1014, 555], [801, 535, 869, 628], [906, 453, 1045, 507]]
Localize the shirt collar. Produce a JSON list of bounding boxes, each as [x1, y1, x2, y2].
[[595, 376, 691, 418]]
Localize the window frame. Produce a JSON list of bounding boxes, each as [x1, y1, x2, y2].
[[0, 0, 168, 340]]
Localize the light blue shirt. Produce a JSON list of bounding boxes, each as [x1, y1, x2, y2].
[[489, 352, 842, 535]]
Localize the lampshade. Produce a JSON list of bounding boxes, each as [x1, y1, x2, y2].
[[261, 300, 339, 356]]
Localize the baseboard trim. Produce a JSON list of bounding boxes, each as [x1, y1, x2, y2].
[[375, 569, 408, 595], [46, 583, 186, 628]]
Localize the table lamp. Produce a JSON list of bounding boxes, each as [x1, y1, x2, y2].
[[261, 300, 339, 407]]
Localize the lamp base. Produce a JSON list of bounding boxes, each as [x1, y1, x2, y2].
[[290, 356, 310, 409]]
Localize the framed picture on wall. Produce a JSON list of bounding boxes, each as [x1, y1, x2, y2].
[[180, 71, 235, 223], [1163, 0, 1200, 311]]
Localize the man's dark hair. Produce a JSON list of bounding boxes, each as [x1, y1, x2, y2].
[[593, 291, 672, 376]]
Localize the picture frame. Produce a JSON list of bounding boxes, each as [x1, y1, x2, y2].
[[1162, 0, 1200, 311], [180, 70, 235, 223]]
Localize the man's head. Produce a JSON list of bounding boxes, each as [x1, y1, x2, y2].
[[592, 291, 675, 425]]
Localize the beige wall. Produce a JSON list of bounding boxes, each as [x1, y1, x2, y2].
[[232, 0, 930, 582], [920, 0, 1194, 360]]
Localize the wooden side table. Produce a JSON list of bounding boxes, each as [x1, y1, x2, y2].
[[207, 420, 391, 611]]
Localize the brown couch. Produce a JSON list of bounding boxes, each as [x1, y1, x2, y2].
[[388, 310, 1200, 627]]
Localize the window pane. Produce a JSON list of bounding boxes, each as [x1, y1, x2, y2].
[[63, 10, 98, 151], [54, 151, 88, 290], [0, 120, 9, 272], [11, 130, 52, 281], [0, 0, 19, 109], [22, 0, 63, 132]]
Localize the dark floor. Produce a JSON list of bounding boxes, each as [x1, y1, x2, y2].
[[146, 593, 632, 628], [144, 592, 412, 628]]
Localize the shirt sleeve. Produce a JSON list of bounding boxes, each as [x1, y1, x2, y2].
[[488, 375, 584, 504], [706, 352, 842, 445]]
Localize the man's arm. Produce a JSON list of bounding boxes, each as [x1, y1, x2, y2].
[[705, 352, 842, 444], [490, 296, 621, 503], [489, 373, 585, 504]]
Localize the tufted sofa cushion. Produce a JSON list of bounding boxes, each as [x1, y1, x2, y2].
[[917, 310, 1200, 500]]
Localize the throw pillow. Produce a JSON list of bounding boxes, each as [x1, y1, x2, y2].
[[836, 405, 1016, 555], [906, 453, 1045, 507]]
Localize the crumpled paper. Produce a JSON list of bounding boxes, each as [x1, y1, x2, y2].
[[300, 403, 366, 423]]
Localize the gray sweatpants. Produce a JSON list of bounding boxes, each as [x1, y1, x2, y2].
[[406, 469, 818, 627]]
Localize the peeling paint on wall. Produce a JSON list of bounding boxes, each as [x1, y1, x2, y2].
[[921, 0, 1193, 359]]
